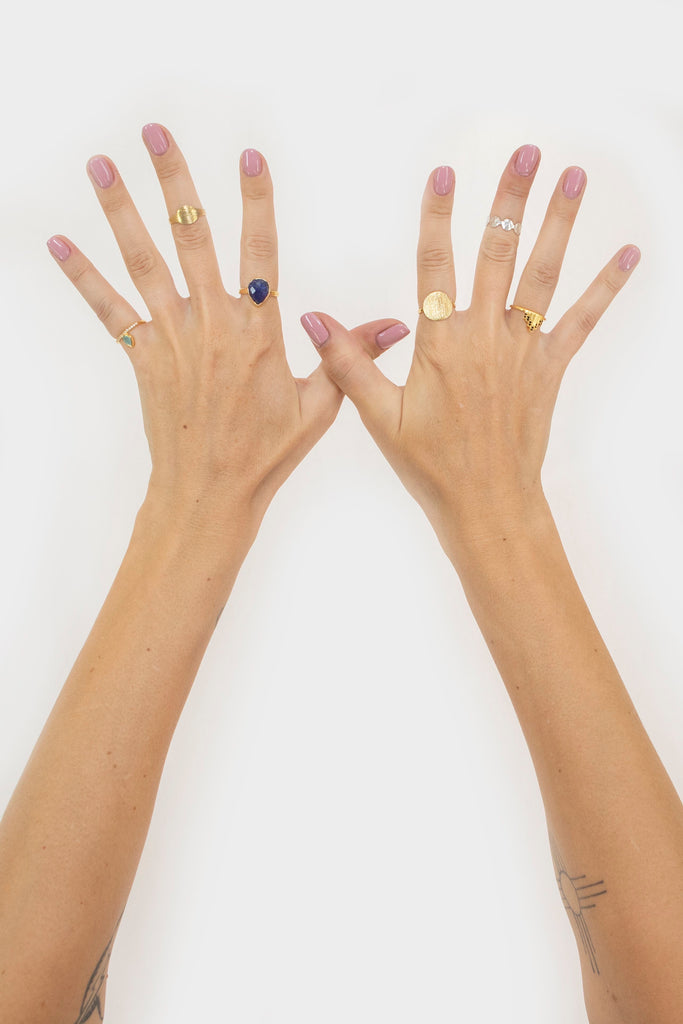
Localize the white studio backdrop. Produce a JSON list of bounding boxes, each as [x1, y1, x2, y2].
[[1, 0, 682, 1021]]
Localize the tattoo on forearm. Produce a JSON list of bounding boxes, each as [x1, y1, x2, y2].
[[215, 603, 226, 627], [73, 913, 123, 1023], [549, 834, 606, 975]]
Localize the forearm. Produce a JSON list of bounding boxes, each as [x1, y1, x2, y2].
[[442, 499, 683, 1023], [0, 496, 252, 1023]]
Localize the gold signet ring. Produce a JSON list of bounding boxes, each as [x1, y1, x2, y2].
[[418, 291, 455, 321], [169, 205, 206, 225], [510, 305, 545, 332], [116, 320, 148, 349]]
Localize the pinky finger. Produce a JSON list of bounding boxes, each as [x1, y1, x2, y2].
[[551, 244, 641, 361], [46, 235, 147, 353]]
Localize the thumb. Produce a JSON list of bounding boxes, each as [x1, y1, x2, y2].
[[300, 311, 403, 435]]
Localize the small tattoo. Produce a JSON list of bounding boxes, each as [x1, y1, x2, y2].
[[550, 834, 606, 975], [73, 913, 123, 1023], [215, 603, 226, 627]]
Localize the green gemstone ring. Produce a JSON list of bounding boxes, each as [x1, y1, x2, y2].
[[116, 320, 147, 349]]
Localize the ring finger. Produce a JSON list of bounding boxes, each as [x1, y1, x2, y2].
[[416, 165, 457, 330], [510, 165, 587, 329]]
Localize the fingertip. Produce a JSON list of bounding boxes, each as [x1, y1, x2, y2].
[[300, 312, 331, 348], [432, 165, 455, 197], [142, 123, 170, 156], [376, 321, 410, 350], [618, 245, 641, 272], [47, 236, 71, 262], [241, 149, 264, 177], [512, 144, 541, 177]]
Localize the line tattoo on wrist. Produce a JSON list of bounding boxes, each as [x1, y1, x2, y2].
[[73, 911, 123, 1023]]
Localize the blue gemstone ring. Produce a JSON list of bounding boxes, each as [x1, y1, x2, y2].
[[239, 279, 279, 306], [115, 319, 148, 349]]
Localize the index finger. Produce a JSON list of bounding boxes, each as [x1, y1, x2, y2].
[[471, 144, 540, 311]]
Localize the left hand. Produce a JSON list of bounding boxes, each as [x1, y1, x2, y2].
[[47, 123, 409, 544]]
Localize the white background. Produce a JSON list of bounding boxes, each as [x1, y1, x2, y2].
[[1, 0, 682, 1021]]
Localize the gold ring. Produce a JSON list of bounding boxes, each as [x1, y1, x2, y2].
[[418, 290, 455, 321], [169, 205, 206, 225], [510, 305, 545, 332], [239, 279, 279, 306], [116, 320, 148, 349]]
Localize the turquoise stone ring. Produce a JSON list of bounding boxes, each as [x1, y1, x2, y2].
[[115, 320, 147, 349]]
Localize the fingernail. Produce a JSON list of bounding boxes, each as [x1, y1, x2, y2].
[[87, 156, 115, 189], [142, 123, 169, 156], [514, 145, 540, 177], [376, 322, 410, 349], [433, 165, 455, 196], [300, 313, 329, 348], [241, 149, 263, 176], [562, 166, 586, 200], [618, 245, 640, 271], [47, 236, 71, 261]]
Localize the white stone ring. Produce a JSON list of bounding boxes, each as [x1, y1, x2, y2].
[[487, 214, 521, 235]]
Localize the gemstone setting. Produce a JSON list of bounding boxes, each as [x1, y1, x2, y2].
[[248, 278, 270, 305]]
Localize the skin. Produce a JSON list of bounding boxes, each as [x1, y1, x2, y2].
[[304, 147, 683, 1023], [0, 125, 406, 1023]]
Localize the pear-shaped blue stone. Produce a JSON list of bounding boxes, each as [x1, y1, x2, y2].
[[248, 278, 270, 305], [121, 333, 134, 348]]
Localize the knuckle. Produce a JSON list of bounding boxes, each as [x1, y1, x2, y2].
[[575, 306, 599, 336], [243, 231, 276, 262], [69, 260, 93, 286], [501, 179, 529, 202], [419, 246, 454, 272], [326, 348, 357, 388], [526, 258, 560, 290], [602, 273, 621, 298], [173, 221, 209, 252], [155, 157, 186, 183], [480, 233, 517, 265], [99, 190, 129, 216], [125, 247, 158, 280], [93, 296, 117, 326], [244, 185, 272, 203]]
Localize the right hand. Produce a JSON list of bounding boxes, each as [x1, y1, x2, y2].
[[301, 146, 639, 553]]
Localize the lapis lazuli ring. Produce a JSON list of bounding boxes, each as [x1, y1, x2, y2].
[[487, 214, 521, 235], [239, 279, 279, 306]]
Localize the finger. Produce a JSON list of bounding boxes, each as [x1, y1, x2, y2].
[[471, 144, 541, 310], [296, 318, 410, 429], [511, 166, 587, 324], [416, 165, 457, 317], [141, 122, 223, 296], [46, 234, 149, 357], [239, 149, 279, 315], [85, 153, 178, 316], [300, 312, 404, 437], [550, 245, 641, 362]]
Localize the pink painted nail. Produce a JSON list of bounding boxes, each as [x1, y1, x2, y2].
[[300, 313, 330, 347], [618, 245, 640, 271], [142, 123, 169, 156], [433, 166, 455, 196], [241, 149, 263, 176], [87, 156, 114, 189], [47, 236, 71, 261], [514, 145, 540, 177], [376, 323, 410, 349], [562, 166, 586, 200]]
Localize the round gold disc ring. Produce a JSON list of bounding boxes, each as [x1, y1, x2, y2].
[[418, 290, 455, 321], [169, 205, 206, 225]]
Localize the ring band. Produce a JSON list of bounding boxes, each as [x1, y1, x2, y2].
[[169, 205, 205, 225], [239, 278, 279, 306], [510, 305, 545, 332], [116, 320, 147, 349], [487, 215, 521, 235], [418, 290, 455, 321]]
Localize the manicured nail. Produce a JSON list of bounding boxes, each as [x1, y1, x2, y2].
[[87, 156, 114, 189], [241, 149, 263, 176], [618, 245, 640, 271], [433, 165, 455, 196], [142, 123, 169, 156], [376, 322, 410, 349], [300, 313, 329, 347], [562, 166, 586, 200], [514, 144, 540, 177], [47, 236, 71, 261]]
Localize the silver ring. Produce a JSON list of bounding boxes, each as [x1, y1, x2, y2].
[[487, 215, 521, 235]]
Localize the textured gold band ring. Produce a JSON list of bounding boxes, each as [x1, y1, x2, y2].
[[116, 320, 148, 349], [418, 290, 455, 321], [169, 205, 206, 225], [510, 305, 545, 332]]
